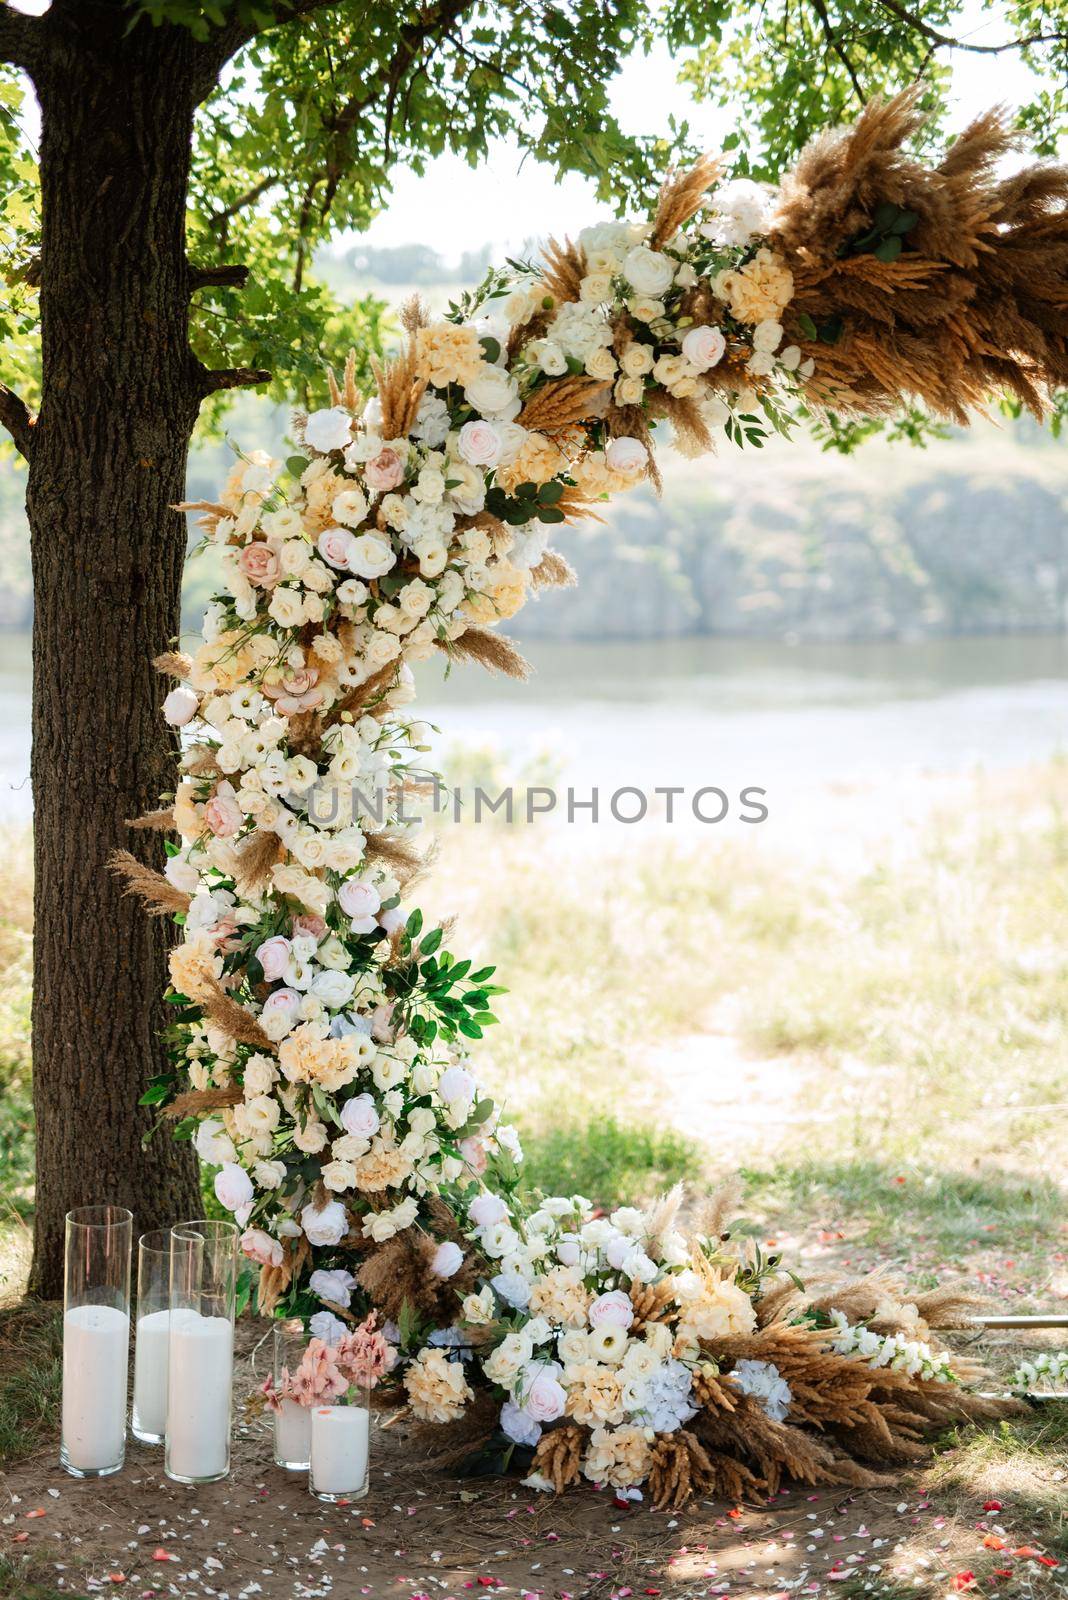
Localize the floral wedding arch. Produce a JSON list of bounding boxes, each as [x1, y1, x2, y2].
[[114, 90, 1068, 1506]]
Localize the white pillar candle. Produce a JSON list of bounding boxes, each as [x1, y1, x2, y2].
[[62, 1304, 129, 1474], [274, 1397, 313, 1468], [133, 1307, 199, 1441], [166, 1312, 233, 1481], [310, 1405, 369, 1499]]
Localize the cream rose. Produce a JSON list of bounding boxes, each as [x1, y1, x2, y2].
[[622, 244, 675, 297], [348, 532, 396, 579]]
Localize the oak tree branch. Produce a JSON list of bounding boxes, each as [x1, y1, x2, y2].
[[0, 380, 35, 459]]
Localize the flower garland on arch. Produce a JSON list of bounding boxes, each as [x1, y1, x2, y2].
[[113, 89, 1068, 1504]]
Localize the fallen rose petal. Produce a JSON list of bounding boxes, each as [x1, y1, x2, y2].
[[952, 1573, 976, 1591], [983, 1536, 1007, 1550], [152, 1548, 178, 1562], [983, 1501, 1003, 1512]]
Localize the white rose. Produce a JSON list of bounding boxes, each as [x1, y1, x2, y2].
[[300, 1198, 350, 1247], [195, 1118, 236, 1166], [464, 365, 519, 418], [253, 1158, 286, 1190], [163, 685, 199, 726], [317, 526, 359, 570], [309, 1267, 356, 1308], [309, 1310, 348, 1346], [438, 1064, 475, 1108], [605, 436, 648, 479], [340, 1093, 380, 1139], [622, 245, 675, 297], [213, 1161, 253, 1213], [268, 587, 305, 629], [348, 533, 396, 580], [332, 487, 369, 527], [311, 969, 356, 1009], [431, 1241, 465, 1278], [304, 407, 353, 453], [681, 325, 727, 371], [752, 319, 783, 353], [469, 1192, 509, 1228]]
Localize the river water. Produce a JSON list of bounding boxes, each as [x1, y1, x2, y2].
[[2, 632, 1065, 836]]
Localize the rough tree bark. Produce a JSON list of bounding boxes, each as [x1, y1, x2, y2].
[[24, 3, 209, 1295]]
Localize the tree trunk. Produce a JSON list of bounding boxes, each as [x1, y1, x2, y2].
[[26, 4, 203, 1296]]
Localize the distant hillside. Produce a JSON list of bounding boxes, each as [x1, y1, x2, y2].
[[1, 395, 1066, 644], [510, 424, 1068, 643]]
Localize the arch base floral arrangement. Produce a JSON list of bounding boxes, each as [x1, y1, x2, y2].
[[115, 89, 1068, 1506]]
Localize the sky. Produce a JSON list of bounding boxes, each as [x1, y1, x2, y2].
[[349, 1, 1038, 262], [10, 0, 1040, 263]]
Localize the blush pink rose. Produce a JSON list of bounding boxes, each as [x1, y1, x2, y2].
[[370, 1002, 395, 1042], [293, 914, 327, 941], [204, 783, 242, 838], [588, 1289, 634, 1329], [364, 447, 406, 492], [317, 526, 359, 570], [524, 1369, 567, 1423], [256, 935, 292, 981], [240, 1227, 283, 1268], [340, 1093, 380, 1139], [457, 419, 502, 467], [338, 878, 381, 920], [681, 324, 727, 371], [238, 541, 281, 587], [459, 1136, 488, 1176]]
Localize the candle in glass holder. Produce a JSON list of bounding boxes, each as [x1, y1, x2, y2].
[[164, 1220, 238, 1485], [275, 1398, 313, 1470], [166, 1312, 234, 1481], [61, 1205, 132, 1479], [272, 1317, 312, 1470], [309, 1404, 369, 1500], [62, 1303, 130, 1474]]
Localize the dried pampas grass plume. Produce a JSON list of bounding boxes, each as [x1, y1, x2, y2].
[[232, 829, 285, 894], [126, 806, 176, 833], [531, 549, 577, 590], [651, 154, 722, 248], [517, 375, 609, 433], [153, 650, 193, 679], [437, 627, 532, 680], [532, 1423, 584, 1493], [163, 1085, 243, 1119], [540, 237, 587, 305], [325, 348, 362, 412], [199, 976, 274, 1052], [108, 849, 191, 918]]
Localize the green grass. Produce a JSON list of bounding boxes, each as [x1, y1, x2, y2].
[[738, 1157, 1065, 1272], [0, 1301, 62, 1466], [520, 1113, 705, 1206], [0, 1558, 79, 1600]]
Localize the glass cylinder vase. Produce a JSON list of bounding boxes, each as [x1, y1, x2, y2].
[[131, 1228, 174, 1443], [309, 1378, 371, 1502], [164, 1219, 238, 1485], [61, 1204, 133, 1478], [272, 1318, 312, 1470]]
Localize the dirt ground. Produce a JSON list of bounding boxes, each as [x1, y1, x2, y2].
[[3, 1348, 1066, 1600]]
